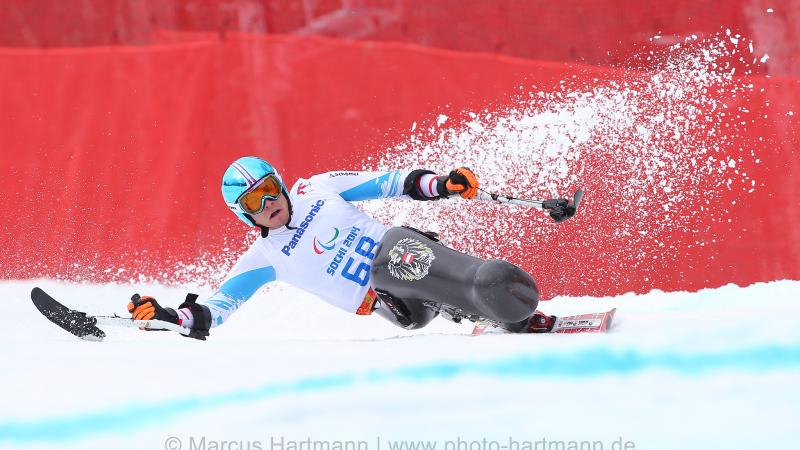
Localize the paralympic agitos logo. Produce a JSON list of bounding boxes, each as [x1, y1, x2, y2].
[[313, 227, 340, 254], [281, 200, 325, 256]]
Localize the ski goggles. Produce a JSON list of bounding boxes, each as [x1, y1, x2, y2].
[[237, 174, 283, 214]]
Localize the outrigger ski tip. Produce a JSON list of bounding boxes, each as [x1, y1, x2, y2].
[[31, 287, 106, 341], [541, 188, 584, 223]]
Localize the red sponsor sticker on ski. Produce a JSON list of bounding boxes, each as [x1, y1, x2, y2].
[[551, 308, 616, 334]]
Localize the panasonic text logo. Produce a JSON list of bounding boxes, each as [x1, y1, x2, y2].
[[281, 200, 325, 256]]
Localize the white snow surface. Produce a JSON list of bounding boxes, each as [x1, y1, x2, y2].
[[1, 279, 798, 450]]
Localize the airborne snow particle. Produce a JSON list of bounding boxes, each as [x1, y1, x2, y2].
[[360, 33, 760, 289]]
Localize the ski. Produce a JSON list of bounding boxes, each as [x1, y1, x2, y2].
[[550, 308, 616, 333], [31, 287, 190, 341], [472, 308, 616, 335]]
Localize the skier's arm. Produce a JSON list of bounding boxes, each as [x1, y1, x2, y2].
[[128, 246, 275, 339], [307, 168, 479, 201], [177, 245, 276, 331]]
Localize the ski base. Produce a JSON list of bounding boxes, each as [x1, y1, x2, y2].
[[472, 308, 616, 335]]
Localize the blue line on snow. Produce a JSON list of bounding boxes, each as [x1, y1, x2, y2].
[[1, 344, 799, 443]]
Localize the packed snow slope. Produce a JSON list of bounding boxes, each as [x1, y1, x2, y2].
[[0, 279, 798, 450]]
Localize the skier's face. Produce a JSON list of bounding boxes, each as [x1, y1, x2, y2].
[[250, 194, 290, 229]]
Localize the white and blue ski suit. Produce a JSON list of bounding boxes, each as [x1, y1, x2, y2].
[[197, 170, 417, 328]]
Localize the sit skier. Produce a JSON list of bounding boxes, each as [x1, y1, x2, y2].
[[127, 156, 555, 339]]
